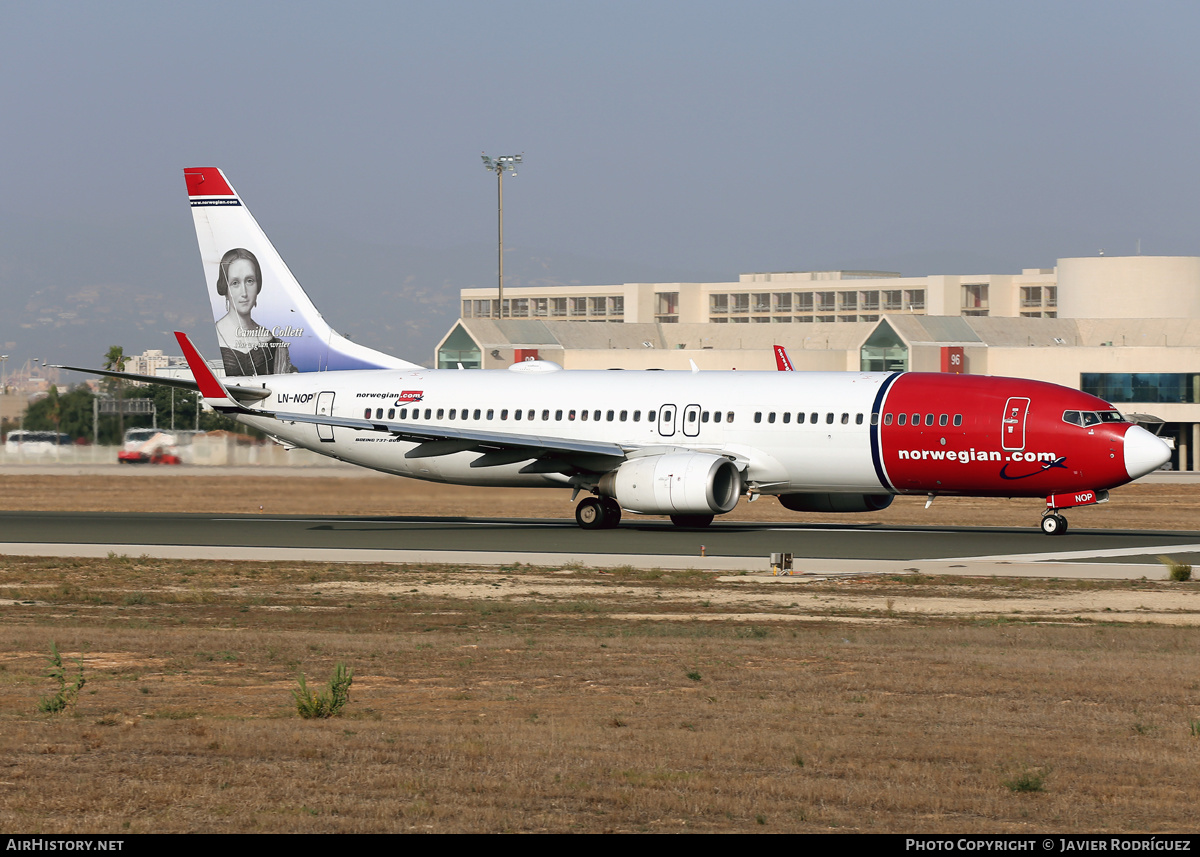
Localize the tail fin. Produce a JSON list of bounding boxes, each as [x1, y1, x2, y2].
[[184, 167, 421, 376]]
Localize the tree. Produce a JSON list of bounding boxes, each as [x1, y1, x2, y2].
[[103, 346, 127, 440]]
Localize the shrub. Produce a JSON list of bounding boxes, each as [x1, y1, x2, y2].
[[293, 663, 353, 719], [1159, 556, 1193, 582], [1003, 768, 1048, 793], [38, 642, 85, 714]]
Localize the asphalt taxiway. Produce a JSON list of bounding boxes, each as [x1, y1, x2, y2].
[[1, 510, 1197, 579]]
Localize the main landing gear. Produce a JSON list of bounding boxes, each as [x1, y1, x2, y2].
[[576, 496, 622, 530]]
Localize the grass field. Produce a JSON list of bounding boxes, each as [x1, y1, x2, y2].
[[2, 552, 1200, 833]]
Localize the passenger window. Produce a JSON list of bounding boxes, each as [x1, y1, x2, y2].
[[810, 412, 818, 423], [826, 413, 834, 424], [770, 413, 778, 424], [608, 410, 615, 421], [620, 410, 628, 421], [939, 414, 947, 427], [648, 410, 656, 422], [755, 412, 763, 423], [911, 413, 919, 425], [487, 409, 494, 420], [364, 409, 371, 419], [634, 410, 641, 421], [514, 409, 522, 420], [953, 414, 962, 427], [424, 408, 432, 420], [841, 413, 849, 424], [473, 409, 481, 420], [714, 411, 722, 424], [782, 413, 791, 424], [436, 409, 444, 419], [884, 413, 893, 425], [542, 410, 549, 421], [898, 413, 906, 426], [727, 412, 735, 424], [400, 408, 408, 419], [387, 408, 395, 420], [925, 414, 934, 426], [568, 410, 576, 420], [796, 412, 805, 424], [555, 410, 563, 420], [857, 413, 865, 425], [500, 409, 508, 420], [581, 410, 588, 421], [449, 409, 457, 420], [593, 410, 601, 421], [701, 411, 709, 423]]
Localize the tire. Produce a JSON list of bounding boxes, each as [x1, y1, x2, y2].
[[600, 498, 622, 528], [670, 514, 714, 529], [576, 497, 607, 530], [1040, 514, 1061, 536], [1055, 514, 1068, 535]]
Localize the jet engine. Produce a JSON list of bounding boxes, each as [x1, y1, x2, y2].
[[777, 493, 894, 513], [598, 453, 741, 516]]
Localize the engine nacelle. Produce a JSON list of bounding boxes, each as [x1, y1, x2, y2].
[[778, 493, 894, 513], [599, 453, 741, 516]]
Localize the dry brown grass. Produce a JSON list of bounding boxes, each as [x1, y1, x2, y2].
[[1, 555, 1199, 833]]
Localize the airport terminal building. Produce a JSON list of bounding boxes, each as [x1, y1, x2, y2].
[[438, 256, 1200, 471]]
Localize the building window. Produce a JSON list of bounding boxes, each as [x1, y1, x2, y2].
[[796, 292, 814, 312], [551, 297, 568, 317], [710, 294, 729, 314], [1020, 286, 1042, 308], [816, 291, 836, 312], [773, 293, 792, 313], [752, 293, 771, 312], [905, 289, 926, 310], [883, 290, 903, 311], [731, 294, 749, 314], [962, 284, 988, 315]]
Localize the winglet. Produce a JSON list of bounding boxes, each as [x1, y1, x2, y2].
[[174, 331, 237, 405]]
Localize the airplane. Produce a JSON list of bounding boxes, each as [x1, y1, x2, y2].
[[63, 167, 1173, 535]]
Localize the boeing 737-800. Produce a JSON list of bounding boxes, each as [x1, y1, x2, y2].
[[65, 167, 1172, 534]]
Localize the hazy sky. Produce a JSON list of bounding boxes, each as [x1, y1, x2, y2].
[[3, 1, 1199, 364]]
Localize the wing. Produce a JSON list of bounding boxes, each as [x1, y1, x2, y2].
[[174, 332, 631, 475]]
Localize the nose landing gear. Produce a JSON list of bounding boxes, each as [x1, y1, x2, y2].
[[1040, 512, 1068, 536], [1040, 489, 1108, 535]]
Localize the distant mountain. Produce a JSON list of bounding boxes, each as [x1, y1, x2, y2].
[[0, 218, 725, 375]]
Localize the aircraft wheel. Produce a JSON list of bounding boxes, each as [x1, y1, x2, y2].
[[576, 497, 608, 530], [1040, 514, 1066, 536], [670, 514, 714, 529], [600, 498, 622, 528]]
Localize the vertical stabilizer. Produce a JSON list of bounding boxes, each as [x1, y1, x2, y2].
[[184, 167, 420, 376]]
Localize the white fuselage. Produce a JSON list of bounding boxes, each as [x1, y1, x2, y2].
[[230, 367, 889, 493]]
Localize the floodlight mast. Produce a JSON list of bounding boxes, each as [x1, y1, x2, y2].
[[481, 153, 522, 319]]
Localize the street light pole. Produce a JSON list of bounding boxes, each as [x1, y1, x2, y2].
[[481, 153, 522, 319]]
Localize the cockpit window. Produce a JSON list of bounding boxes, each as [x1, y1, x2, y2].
[[1064, 409, 1129, 427]]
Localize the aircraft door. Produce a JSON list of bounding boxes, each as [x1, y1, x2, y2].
[[1001, 397, 1029, 450], [682, 404, 701, 438], [657, 404, 677, 437], [316, 391, 336, 443]]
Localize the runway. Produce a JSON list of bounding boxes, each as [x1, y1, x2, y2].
[[2, 510, 1198, 579]]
